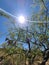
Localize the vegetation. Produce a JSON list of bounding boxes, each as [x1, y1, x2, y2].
[[0, 0, 49, 65]]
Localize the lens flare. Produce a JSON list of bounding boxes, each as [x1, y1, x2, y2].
[[18, 15, 25, 24]]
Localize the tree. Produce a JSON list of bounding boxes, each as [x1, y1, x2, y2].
[[0, 0, 49, 65], [31, 0, 49, 65]]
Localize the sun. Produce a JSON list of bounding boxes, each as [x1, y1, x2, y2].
[[18, 15, 25, 24]]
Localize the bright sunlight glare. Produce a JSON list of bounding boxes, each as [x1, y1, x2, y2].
[[18, 15, 25, 24]]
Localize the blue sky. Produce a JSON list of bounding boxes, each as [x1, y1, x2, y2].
[[0, 0, 49, 45], [0, 0, 34, 44]]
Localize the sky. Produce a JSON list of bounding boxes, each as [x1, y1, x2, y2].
[[0, 0, 34, 44], [0, 0, 49, 45]]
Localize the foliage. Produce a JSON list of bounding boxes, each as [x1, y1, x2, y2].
[[0, 0, 49, 65]]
